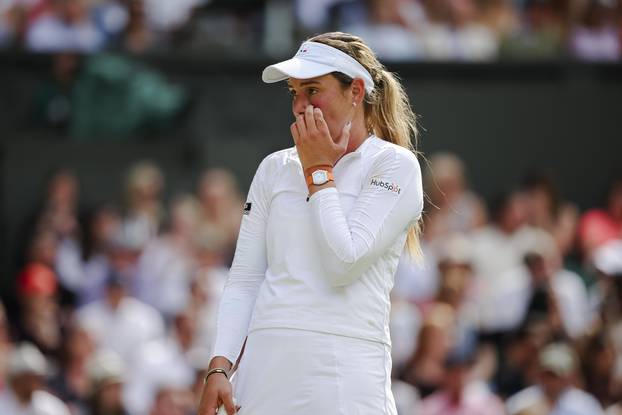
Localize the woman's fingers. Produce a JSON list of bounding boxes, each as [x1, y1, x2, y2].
[[295, 114, 307, 140], [304, 105, 318, 137], [197, 389, 218, 415], [290, 122, 300, 145], [221, 390, 237, 414], [313, 107, 330, 136], [335, 120, 352, 152]]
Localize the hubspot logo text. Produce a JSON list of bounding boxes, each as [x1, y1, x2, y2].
[[370, 178, 401, 194]]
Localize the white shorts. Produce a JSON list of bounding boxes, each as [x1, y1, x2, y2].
[[231, 328, 397, 415]]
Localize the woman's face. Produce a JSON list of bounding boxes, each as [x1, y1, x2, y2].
[[288, 74, 353, 143]]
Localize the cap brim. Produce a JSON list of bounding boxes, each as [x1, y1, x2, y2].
[[262, 58, 337, 83]]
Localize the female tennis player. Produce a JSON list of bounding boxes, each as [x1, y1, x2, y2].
[[198, 31, 424, 415]]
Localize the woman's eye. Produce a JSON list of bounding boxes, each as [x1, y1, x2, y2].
[[308, 88, 318, 95], [288, 89, 297, 97]]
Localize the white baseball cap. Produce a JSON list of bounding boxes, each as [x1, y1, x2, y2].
[[262, 41, 375, 94]]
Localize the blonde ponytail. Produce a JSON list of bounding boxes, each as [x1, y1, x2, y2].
[[309, 32, 423, 260]]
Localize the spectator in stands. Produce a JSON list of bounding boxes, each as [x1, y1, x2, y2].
[[26, 0, 105, 52], [74, 204, 121, 306], [578, 175, 622, 261], [520, 247, 592, 338], [479, 231, 592, 340], [475, 0, 520, 40], [520, 171, 579, 261], [468, 190, 550, 332], [135, 194, 200, 320], [149, 386, 194, 415], [36, 168, 80, 241], [0, 342, 70, 415], [119, 0, 154, 53], [187, 235, 229, 351], [420, 0, 499, 60], [13, 263, 63, 359], [581, 332, 618, 409], [121, 160, 165, 250], [506, 342, 604, 415], [570, 0, 621, 61], [0, 0, 34, 47], [424, 152, 487, 241], [124, 310, 203, 414], [500, 0, 566, 59], [86, 350, 129, 415], [394, 152, 486, 305], [590, 240, 622, 400], [401, 303, 455, 397], [420, 344, 506, 414], [493, 320, 553, 398], [75, 271, 165, 364], [48, 324, 96, 414], [24, 229, 59, 270], [196, 168, 242, 265], [341, 0, 426, 61]]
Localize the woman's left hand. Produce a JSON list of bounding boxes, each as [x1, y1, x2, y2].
[[290, 105, 352, 171]]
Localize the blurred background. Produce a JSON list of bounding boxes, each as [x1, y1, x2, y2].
[[0, 0, 621, 414]]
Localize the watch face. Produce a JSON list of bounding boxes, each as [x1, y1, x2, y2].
[[312, 170, 329, 185]]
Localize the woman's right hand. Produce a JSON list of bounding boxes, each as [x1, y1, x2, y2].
[[197, 372, 237, 415]]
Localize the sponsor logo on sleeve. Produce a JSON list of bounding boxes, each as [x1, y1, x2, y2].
[[243, 202, 252, 215], [370, 177, 401, 194]]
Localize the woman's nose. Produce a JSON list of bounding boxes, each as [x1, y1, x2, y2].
[[292, 95, 309, 116]]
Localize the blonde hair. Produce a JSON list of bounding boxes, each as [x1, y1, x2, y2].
[[309, 32, 423, 258]]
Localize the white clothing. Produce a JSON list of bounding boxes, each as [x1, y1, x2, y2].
[[468, 225, 554, 331], [194, 265, 229, 352], [26, 15, 104, 53], [343, 23, 424, 61], [422, 22, 498, 61], [473, 265, 592, 336], [213, 135, 423, 364], [124, 337, 198, 415], [232, 328, 397, 415], [55, 237, 84, 293], [393, 243, 439, 303], [0, 388, 70, 415], [507, 385, 604, 415], [135, 237, 194, 318], [392, 379, 420, 415], [55, 239, 113, 305], [76, 297, 165, 363], [389, 299, 422, 371]]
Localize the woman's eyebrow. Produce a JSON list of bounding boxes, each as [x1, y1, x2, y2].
[[287, 80, 320, 88], [299, 80, 320, 86]]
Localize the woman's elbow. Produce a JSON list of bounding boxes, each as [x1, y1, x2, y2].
[[324, 260, 360, 288]]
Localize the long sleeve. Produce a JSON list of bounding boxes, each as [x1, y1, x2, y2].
[[212, 159, 270, 364], [308, 147, 423, 287]]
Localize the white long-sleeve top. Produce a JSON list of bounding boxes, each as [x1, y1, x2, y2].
[[212, 135, 424, 364]]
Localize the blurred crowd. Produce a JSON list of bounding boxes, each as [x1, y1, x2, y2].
[[2, 162, 243, 415], [0, 0, 621, 61], [1, 152, 621, 414]]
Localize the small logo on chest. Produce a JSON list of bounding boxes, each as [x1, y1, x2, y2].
[[243, 202, 252, 215]]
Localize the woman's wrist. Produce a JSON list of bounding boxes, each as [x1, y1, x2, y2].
[[308, 182, 335, 198], [204, 367, 229, 383], [303, 164, 333, 178], [208, 356, 233, 373]]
